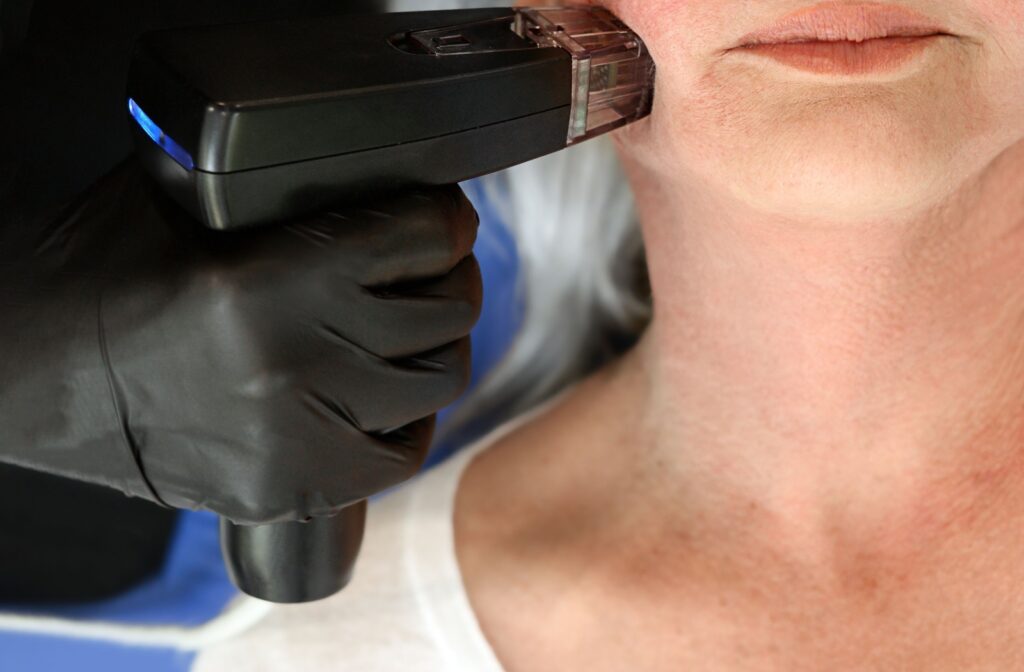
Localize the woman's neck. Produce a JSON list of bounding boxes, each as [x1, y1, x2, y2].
[[609, 138, 1024, 569], [455, 139, 1024, 672]]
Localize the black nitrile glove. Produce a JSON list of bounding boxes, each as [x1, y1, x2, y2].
[[0, 159, 482, 525]]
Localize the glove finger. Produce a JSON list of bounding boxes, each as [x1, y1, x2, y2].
[[283, 185, 480, 286], [303, 415, 437, 517], [321, 255, 483, 359], [165, 409, 438, 524], [306, 336, 472, 433]]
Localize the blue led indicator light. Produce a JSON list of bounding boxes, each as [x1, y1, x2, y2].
[[128, 98, 196, 171]]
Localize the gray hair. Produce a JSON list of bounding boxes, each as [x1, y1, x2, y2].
[[388, 0, 651, 438]]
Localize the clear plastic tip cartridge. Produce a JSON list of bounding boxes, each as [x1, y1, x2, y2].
[[406, 6, 656, 145], [515, 8, 655, 144]]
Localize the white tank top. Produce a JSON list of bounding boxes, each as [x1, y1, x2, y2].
[[191, 416, 534, 672]]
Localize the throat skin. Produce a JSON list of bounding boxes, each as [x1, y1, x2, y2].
[[457, 137, 1024, 639]]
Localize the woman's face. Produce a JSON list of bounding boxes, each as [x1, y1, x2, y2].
[[587, 1, 1024, 222]]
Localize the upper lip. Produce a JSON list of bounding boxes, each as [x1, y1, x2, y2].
[[734, 2, 955, 47]]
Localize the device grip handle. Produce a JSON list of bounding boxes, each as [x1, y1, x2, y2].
[[219, 500, 368, 604]]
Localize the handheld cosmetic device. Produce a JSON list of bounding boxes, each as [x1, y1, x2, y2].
[[126, 6, 655, 603], [128, 7, 655, 229]]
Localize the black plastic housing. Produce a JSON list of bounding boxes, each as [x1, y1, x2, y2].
[[127, 8, 573, 229], [221, 502, 367, 604]]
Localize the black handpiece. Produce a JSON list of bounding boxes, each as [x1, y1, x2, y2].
[[127, 7, 655, 230], [125, 7, 654, 603]]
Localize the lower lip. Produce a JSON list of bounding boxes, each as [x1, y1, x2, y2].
[[735, 35, 943, 75]]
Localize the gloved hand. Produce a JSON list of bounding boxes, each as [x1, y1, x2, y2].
[[0, 159, 482, 525]]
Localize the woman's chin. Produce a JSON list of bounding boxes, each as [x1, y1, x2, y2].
[[722, 157, 954, 224]]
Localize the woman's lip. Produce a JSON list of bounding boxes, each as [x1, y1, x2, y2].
[[736, 35, 946, 75], [734, 2, 953, 47]]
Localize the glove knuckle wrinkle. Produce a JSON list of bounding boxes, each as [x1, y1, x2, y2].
[[285, 220, 338, 248], [303, 389, 365, 433], [316, 320, 389, 367]]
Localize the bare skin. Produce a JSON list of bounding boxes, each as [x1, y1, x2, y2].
[[455, 1, 1024, 670]]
